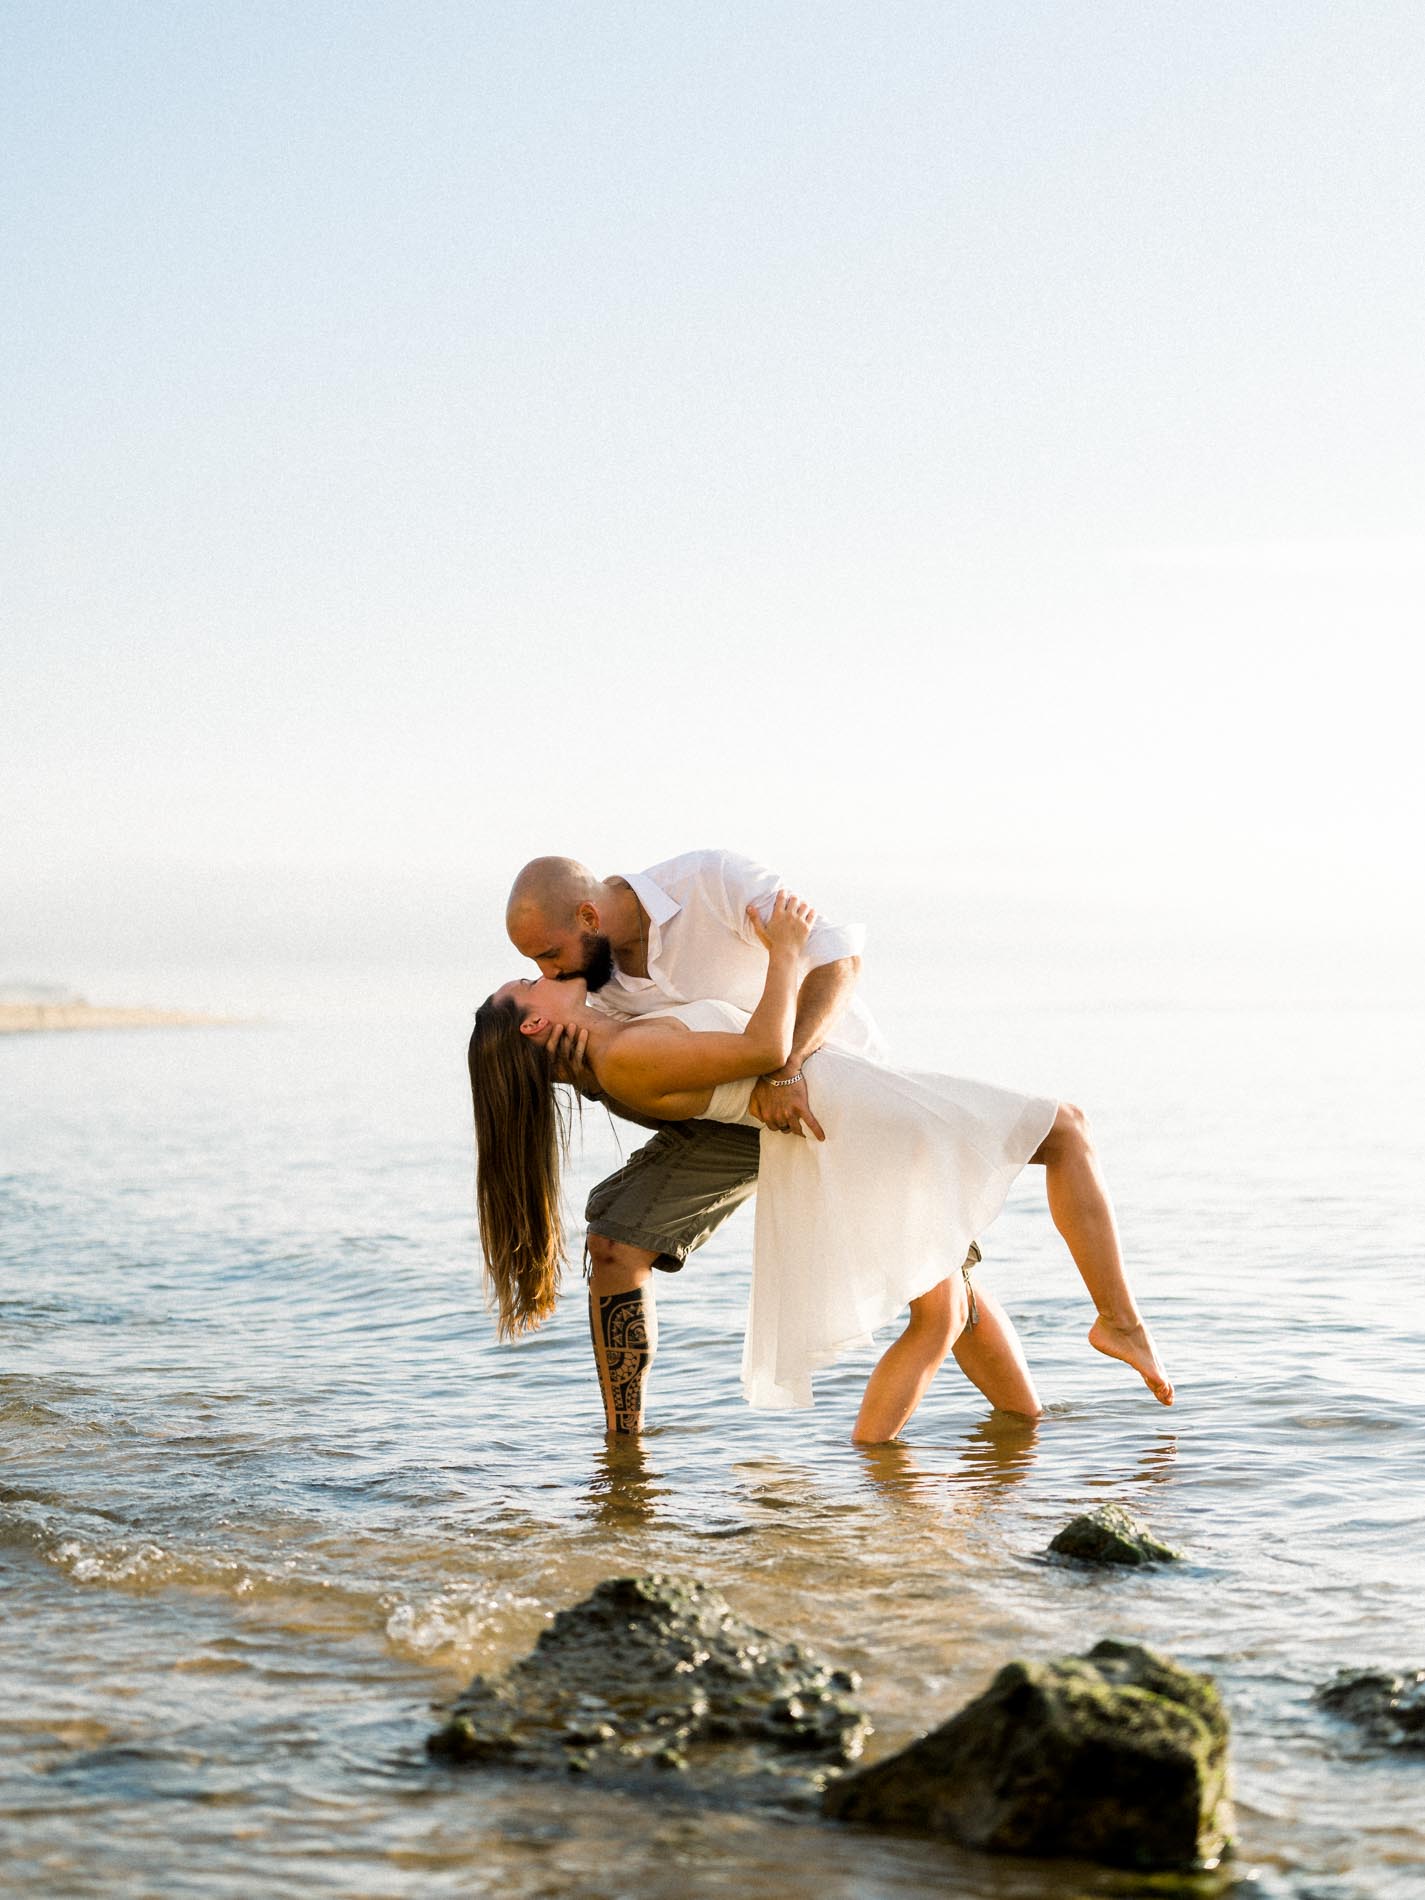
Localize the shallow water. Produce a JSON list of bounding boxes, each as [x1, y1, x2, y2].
[[3, 970, 1423, 1899]]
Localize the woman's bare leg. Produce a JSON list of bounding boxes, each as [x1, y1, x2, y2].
[[852, 1276, 967, 1444], [951, 1285, 1043, 1417], [1030, 1103, 1173, 1405]]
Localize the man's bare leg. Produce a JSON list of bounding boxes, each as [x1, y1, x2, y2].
[[586, 1234, 659, 1434], [1030, 1103, 1174, 1405], [852, 1275, 968, 1444], [951, 1284, 1043, 1417]]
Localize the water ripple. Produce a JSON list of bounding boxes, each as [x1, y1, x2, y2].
[[2, 1000, 1422, 1897]]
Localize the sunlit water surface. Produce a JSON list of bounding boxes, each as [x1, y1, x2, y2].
[[3, 960, 1423, 1899]]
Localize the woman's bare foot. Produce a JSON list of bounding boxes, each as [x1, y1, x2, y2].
[[1088, 1314, 1174, 1405]]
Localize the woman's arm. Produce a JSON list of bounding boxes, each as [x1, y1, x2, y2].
[[597, 892, 814, 1112]]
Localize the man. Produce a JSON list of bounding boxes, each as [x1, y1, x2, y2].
[[504, 848, 1029, 1433]]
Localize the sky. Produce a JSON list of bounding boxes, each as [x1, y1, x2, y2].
[[3, 1, 1422, 975]]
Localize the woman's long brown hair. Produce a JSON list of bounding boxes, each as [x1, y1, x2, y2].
[[468, 995, 570, 1337]]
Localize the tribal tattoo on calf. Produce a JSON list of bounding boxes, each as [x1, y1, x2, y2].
[[591, 1286, 654, 1434]]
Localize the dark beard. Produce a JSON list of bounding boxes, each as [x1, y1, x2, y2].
[[575, 930, 615, 992]]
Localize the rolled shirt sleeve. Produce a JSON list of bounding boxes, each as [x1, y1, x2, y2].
[[712, 850, 865, 970]]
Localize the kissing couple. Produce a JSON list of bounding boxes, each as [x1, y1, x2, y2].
[[468, 847, 1173, 1439]]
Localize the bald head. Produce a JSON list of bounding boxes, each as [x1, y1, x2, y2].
[[506, 857, 600, 936], [505, 857, 640, 984]]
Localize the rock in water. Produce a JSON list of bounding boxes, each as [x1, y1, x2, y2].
[[823, 1638, 1231, 1870], [428, 1575, 868, 1803], [1316, 1669, 1425, 1751], [1048, 1504, 1182, 1566]]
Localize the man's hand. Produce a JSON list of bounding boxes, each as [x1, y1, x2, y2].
[[749, 1064, 826, 1141], [547, 1021, 594, 1094]]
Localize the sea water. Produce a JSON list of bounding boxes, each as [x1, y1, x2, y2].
[[3, 939, 1423, 1899]]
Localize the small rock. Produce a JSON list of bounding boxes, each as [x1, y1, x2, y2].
[[823, 1638, 1231, 1870], [429, 1575, 868, 1804], [1316, 1669, 1425, 1751], [1048, 1503, 1182, 1566]]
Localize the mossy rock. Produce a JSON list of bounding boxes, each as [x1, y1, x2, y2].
[[1317, 1668, 1425, 1751], [1049, 1504, 1182, 1566], [824, 1638, 1231, 1870], [429, 1575, 868, 1804]]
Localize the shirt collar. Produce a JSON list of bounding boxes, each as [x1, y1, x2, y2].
[[620, 870, 680, 929]]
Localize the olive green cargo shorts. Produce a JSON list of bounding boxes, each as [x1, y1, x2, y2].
[[585, 1120, 762, 1273]]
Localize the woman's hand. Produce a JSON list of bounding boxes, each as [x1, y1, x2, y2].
[[746, 889, 816, 957]]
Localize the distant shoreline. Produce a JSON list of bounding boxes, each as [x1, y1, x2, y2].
[[0, 1004, 244, 1035]]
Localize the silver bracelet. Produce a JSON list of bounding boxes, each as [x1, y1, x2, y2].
[[767, 1069, 804, 1088]]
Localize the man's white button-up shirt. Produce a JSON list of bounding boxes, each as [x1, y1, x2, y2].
[[586, 848, 885, 1060]]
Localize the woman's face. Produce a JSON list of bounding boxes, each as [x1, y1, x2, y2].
[[492, 972, 587, 1033]]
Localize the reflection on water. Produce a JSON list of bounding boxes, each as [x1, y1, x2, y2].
[[3, 996, 1424, 1897], [1128, 1430, 1180, 1490], [854, 1411, 1043, 1506], [581, 1434, 669, 1531]]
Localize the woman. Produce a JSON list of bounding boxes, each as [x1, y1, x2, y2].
[[469, 893, 1173, 1440]]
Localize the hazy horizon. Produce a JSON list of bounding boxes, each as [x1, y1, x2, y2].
[[8, 857, 1421, 1024], [5, 3, 1421, 984]]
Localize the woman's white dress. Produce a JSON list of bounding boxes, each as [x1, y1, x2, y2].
[[650, 1001, 1057, 1411]]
